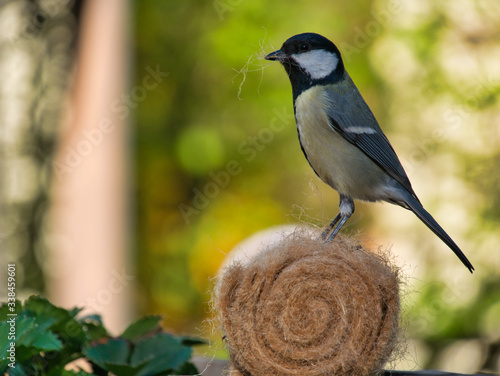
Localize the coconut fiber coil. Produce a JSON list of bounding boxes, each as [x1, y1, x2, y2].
[[215, 230, 401, 376]]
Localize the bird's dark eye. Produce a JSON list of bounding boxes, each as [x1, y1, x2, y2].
[[299, 43, 309, 52]]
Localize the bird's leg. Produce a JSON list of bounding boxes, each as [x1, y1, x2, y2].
[[320, 213, 341, 240], [323, 195, 355, 243]]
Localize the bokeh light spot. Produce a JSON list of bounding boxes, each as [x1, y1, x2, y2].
[[176, 126, 225, 175]]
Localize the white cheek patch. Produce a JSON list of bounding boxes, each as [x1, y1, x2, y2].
[[343, 126, 377, 134], [291, 49, 339, 80]]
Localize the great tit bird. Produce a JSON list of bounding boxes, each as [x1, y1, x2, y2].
[[265, 32, 474, 273]]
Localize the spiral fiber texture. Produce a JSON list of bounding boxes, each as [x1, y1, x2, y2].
[[216, 231, 400, 376]]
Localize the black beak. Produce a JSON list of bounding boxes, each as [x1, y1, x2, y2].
[[265, 49, 286, 61]]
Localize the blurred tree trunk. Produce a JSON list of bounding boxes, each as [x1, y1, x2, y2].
[[0, 0, 80, 297], [47, 0, 134, 334]]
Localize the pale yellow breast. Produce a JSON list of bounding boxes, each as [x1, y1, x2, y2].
[[294, 85, 388, 201]]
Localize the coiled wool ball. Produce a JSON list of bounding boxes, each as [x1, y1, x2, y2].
[[215, 230, 400, 376]]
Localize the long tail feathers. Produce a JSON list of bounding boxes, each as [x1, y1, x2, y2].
[[403, 194, 474, 273]]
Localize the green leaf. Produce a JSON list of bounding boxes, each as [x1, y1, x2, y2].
[[0, 322, 14, 360], [31, 331, 63, 351], [178, 335, 208, 346], [0, 360, 7, 374], [1, 297, 200, 376], [121, 315, 162, 342], [67, 307, 84, 318], [83, 338, 130, 369], [130, 333, 180, 367], [103, 362, 146, 376], [82, 322, 108, 343], [0, 303, 12, 321], [47, 366, 94, 376], [13, 345, 42, 365], [17, 318, 59, 349], [0, 314, 62, 364], [6, 363, 29, 376], [79, 314, 108, 342], [24, 296, 64, 319], [172, 361, 199, 375], [24, 296, 86, 343], [0, 350, 15, 374], [9, 316, 38, 343], [131, 333, 192, 376], [79, 314, 104, 326]]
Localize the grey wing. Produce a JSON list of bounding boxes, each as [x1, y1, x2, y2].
[[324, 83, 419, 202]]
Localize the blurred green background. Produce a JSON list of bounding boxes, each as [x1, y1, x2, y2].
[[134, 0, 500, 370], [2, 0, 500, 372]]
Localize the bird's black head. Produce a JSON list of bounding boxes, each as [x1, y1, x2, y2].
[[265, 33, 345, 99]]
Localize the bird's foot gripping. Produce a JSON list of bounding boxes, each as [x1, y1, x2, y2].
[[320, 196, 354, 243], [320, 214, 341, 241]]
